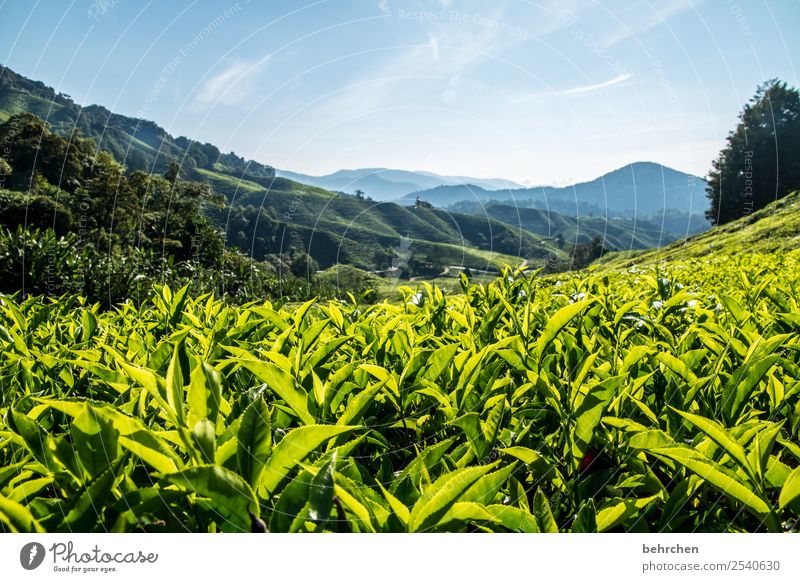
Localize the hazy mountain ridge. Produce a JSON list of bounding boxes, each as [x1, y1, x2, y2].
[[403, 161, 709, 219], [276, 167, 525, 201]]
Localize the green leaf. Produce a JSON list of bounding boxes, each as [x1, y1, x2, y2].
[[423, 343, 459, 382], [238, 360, 314, 425], [7, 409, 54, 469], [485, 504, 540, 532], [165, 341, 188, 427], [7, 476, 55, 504], [118, 430, 179, 473], [408, 464, 496, 532], [722, 355, 780, 423], [260, 425, 359, 496], [779, 467, 800, 509], [482, 398, 506, 451], [188, 361, 222, 426], [651, 446, 777, 530], [159, 465, 256, 532], [336, 378, 386, 426], [532, 488, 558, 533], [536, 299, 595, 361], [573, 498, 597, 532], [438, 501, 497, 529], [0, 493, 44, 532], [451, 413, 486, 459], [35, 398, 181, 473], [61, 465, 118, 531], [71, 406, 119, 479], [309, 452, 336, 524], [461, 463, 517, 505], [191, 418, 216, 464], [571, 376, 621, 466], [500, 446, 564, 487], [237, 399, 272, 490], [671, 409, 751, 475], [378, 483, 410, 528], [596, 494, 660, 532]]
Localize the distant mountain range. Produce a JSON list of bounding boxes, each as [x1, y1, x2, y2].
[[402, 162, 709, 219], [276, 168, 525, 201]]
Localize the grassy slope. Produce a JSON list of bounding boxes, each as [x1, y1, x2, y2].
[[473, 203, 688, 250], [597, 191, 800, 269], [198, 168, 566, 270]]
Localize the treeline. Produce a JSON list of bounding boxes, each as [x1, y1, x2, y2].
[[706, 79, 800, 225], [0, 113, 373, 306]]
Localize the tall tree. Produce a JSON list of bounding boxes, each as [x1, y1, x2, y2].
[[706, 79, 800, 225]]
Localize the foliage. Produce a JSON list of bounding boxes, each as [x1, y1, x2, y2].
[[1, 246, 799, 532], [706, 79, 800, 225], [0, 65, 276, 179], [598, 190, 800, 269]]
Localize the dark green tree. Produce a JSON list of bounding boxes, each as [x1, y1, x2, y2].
[[0, 113, 89, 192], [290, 251, 319, 279], [706, 79, 800, 225]]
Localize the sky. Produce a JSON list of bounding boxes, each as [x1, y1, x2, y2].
[[1, 0, 798, 185]]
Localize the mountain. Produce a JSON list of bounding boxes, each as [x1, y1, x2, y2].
[[0, 65, 276, 183], [276, 167, 524, 201], [402, 162, 709, 219]]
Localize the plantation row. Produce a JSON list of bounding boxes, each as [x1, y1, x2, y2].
[[0, 251, 799, 532]]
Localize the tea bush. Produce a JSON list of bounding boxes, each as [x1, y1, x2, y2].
[[0, 250, 799, 532]]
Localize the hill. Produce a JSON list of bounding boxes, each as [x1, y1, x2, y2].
[[0, 66, 564, 274], [276, 167, 524, 201], [209, 174, 562, 271], [597, 190, 800, 268], [0, 65, 276, 182], [403, 162, 709, 220], [461, 202, 705, 251]]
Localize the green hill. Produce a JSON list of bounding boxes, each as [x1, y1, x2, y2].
[[0, 66, 569, 274], [0, 65, 276, 182], [470, 202, 689, 250], [212, 171, 562, 271], [597, 191, 800, 268]]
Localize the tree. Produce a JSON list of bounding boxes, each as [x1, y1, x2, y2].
[[164, 160, 183, 185], [706, 79, 800, 225], [290, 251, 319, 279], [0, 113, 88, 192]]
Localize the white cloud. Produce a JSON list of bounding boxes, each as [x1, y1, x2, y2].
[[429, 34, 440, 61], [378, 0, 389, 15], [196, 58, 269, 105], [558, 73, 633, 95], [313, 12, 527, 118], [600, 0, 701, 48]]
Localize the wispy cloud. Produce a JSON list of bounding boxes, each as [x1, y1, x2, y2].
[[600, 0, 701, 47], [196, 58, 269, 105], [313, 10, 527, 118], [429, 35, 440, 61], [558, 73, 633, 96]]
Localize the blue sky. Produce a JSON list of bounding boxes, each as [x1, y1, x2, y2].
[[1, 0, 798, 185]]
